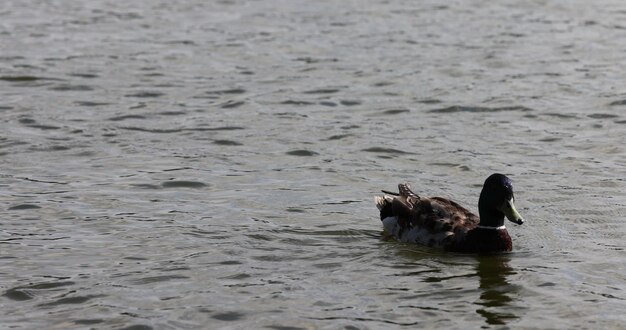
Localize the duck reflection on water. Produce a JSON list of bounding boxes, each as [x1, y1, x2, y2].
[[474, 255, 519, 325]]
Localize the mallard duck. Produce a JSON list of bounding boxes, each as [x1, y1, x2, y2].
[[374, 173, 524, 253]]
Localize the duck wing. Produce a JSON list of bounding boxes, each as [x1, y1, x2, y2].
[[426, 197, 480, 231], [376, 186, 480, 248]]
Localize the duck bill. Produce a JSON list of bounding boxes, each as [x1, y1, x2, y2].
[[501, 199, 524, 225]]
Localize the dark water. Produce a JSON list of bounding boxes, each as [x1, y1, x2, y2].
[[1, 0, 625, 328]]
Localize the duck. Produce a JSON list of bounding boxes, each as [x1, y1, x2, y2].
[[374, 173, 524, 253]]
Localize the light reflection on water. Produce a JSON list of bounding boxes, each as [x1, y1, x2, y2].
[[1, 0, 626, 328]]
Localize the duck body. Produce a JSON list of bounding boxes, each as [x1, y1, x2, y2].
[[375, 174, 524, 253]]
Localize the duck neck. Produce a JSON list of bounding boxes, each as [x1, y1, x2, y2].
[[478, 202, 505, 229]]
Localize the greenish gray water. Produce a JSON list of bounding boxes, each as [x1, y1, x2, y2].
[[1, 0, 625, 329]]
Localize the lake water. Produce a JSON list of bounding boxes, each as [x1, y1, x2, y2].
[[1, 0, 625, 329]]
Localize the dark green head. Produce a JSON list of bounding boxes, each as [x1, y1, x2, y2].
[[478, 173, 524, 227]]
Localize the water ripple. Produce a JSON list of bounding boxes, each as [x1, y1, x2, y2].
[[428, 105, 533, 113]]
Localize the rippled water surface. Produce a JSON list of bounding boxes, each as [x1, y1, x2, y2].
[[1, 0, 625, 328]]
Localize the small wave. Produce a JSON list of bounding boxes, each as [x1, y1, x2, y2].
[[281, 100, 315, 105], [206, 88, 247, 95], [120, 126, 245, 133], [0, 75, 60, 82], [221, 100, 245, 109], [587, 113, 619, 119], [382, 109, 410, 115], [48, 84, 93, 91], [608, 99, 626, 106], [303, 88, 342, 94], [108, 114, 148, 121], [161, 181, 207, 188], [3, 281, 75, 301], [211, 311, 245, 321], [428, 105, 533, 113], [75, 101, 112, 107], [213, 139, 243, 146], [39, 294, 105, 307], [362, 147, 412, 154], [124, 91, 165, 98], [340, 100, 361, 106], [129, 275, 189, 285], [286, 149, 319, 156], [8, 204, 41, 210]]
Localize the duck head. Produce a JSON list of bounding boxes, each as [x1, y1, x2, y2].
[[478, 173, 524, 227]]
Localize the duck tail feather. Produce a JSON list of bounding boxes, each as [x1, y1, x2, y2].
[[381, 189, 399, 196], [374, 195, 395, 220], [398, 183, 420, 199]]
